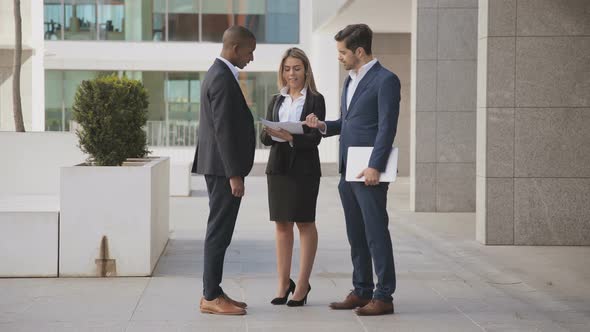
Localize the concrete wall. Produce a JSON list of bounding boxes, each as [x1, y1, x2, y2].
[[312, 0, 348, 31], [411, 0, 478, 212], [0, 132, 86, 195], [476, 0, 590, 245]]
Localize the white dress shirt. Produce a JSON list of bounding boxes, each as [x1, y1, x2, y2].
[[278, 86, 307, 122], [216, 56, 239, 82], [319, 58, 378, 135], [346, 58, 378, 108]]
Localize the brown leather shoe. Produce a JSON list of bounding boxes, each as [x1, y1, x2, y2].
[[354, 299, 394, 316], [223, 292, 247, 309], [329, 292, 371, 310], [200, 295, 246, 315]]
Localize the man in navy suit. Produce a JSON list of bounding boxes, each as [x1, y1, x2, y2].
[[306, 24, 400, 316]]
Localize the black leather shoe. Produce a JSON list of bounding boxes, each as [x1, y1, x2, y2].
[[287, 284, 311, 307], [271, 278, 296, 305]]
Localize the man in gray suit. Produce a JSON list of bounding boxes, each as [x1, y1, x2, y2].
[[192, 25, 256, 316], [306, 24, 400, 316]]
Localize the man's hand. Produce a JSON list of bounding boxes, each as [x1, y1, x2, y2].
[[229, 176, 244, 197], [305, 113, 326, 132], [356, 167, 380, 186], [263, 126, 293, 142]]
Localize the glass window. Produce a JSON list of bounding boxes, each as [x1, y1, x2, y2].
[[140, 71, 167, 145], [152, 0, 166, 41], [234, 0, 265, 42], [64, 0, 97, 40], [201, 0, 231, 42], [45, 0, 299, 43], [45, 70, 276, 147], [236, 71, 277, 148], [44, 0, 63, 40], [168, 0, 200, 41], [45, 71, 64, 131], [98, 0, 125, 40], [166, 72, 200, 146], [266, 0, 299, 43]]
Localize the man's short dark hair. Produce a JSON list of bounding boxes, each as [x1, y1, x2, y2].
[[334, 24, 373, 55], [223, 25, 256, 47]]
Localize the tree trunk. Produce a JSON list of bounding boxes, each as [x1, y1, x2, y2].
[[13, 0, 25, 132]]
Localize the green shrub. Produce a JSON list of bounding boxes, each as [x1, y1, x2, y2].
[[72, 75, 150, 166]]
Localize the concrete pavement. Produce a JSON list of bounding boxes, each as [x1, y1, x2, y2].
[[1, 176, 589, 331]]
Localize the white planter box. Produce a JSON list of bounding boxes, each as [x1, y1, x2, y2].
[[170, 161, 192, 196], [59, 157, 170, 277]]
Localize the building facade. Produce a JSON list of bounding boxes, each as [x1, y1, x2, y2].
[[2, 0, 587, 245]]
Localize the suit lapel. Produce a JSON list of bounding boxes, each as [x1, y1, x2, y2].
[[272, 95, 285, 121], [299, 92, 313, 121], [341, 76, 351, 118], [346, 62, 381, 118]]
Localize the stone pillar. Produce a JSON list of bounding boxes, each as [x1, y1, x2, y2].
[[411, 0, 478, 212], [373, 33, 411, 176], [477, 0, 590, 245]]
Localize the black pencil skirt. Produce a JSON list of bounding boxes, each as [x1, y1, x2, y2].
[[267, 175, 320, 222]]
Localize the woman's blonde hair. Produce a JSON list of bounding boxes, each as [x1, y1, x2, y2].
[[277, 47, 319, 95]]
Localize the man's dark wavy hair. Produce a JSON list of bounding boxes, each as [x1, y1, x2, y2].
[[334, 24, 373, 55]]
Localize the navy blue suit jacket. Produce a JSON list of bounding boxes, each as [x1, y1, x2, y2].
[[324, 61, 401, 174]]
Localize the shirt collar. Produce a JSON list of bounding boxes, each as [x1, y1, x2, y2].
[[216, 56, 239, 81], [280, 86, 307, 98], [349, 58, 378, 81]]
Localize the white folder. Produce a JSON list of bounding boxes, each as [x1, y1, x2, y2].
[[345, 146, 398, 182]]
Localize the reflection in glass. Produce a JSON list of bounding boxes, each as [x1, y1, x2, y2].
[[45, 0, 300, 43], [166, 72, 200, 146], [45, 70, 276, 147], [234, 0, 265, 43], [44, 0, 63, 40], [45, 71, 64, 131], [98, 0, 125, 40], [168, 0, 200, 41], [141, 72, 168, 145], [64, 0, 97, 40], [266, 0, 299, 43], [237, 71, 277, 148], [152, 0, 166, 41], [202, 0, 232, 42]]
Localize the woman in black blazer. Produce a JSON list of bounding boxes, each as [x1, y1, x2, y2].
[[260, 47, 326, 307]]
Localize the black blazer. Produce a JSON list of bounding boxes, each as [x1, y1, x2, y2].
[[260, 91, 326, 176], [192, 59, 256, 177]]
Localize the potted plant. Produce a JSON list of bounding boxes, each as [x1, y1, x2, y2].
[[59, 75, 170, 277]]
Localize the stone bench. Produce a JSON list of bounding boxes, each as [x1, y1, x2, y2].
[[0, 195, 60, 277], [0, 132, 86, 277]]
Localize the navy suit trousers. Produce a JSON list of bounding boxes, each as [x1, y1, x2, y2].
[[338, 175, 396, 302]]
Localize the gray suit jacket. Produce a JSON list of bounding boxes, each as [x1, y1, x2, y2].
[[192, 59, 256, 177]]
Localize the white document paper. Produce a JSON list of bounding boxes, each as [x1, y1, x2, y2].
[[260, 118, 304, 142], [345, 146, 398, 183]]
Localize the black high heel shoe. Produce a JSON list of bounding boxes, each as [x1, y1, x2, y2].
[[286, 284, 311, 307], [271, 278, 296, 305]]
